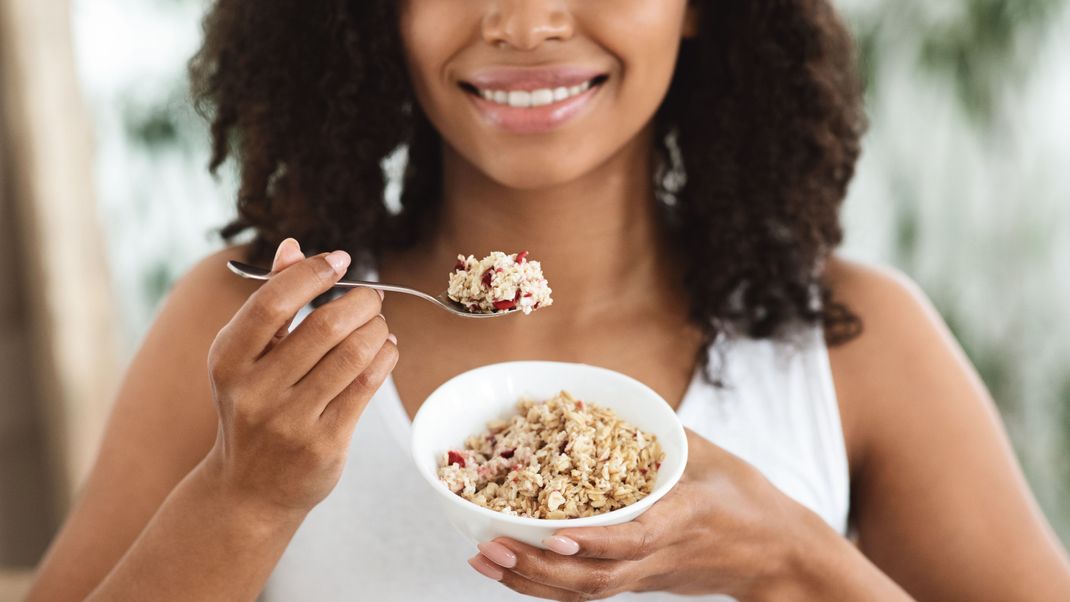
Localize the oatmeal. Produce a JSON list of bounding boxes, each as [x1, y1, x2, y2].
[[437, 391, 664, 519], [447, 251, 552, 315]]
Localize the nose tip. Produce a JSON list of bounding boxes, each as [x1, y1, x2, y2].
[[483, 1, 573, 50]]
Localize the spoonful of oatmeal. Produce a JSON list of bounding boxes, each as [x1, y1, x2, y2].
[[448, 251, 553, 315], [226, 250, 551, 319]]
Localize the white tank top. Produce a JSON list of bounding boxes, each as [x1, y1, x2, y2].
[[261, 272, 849, 602]]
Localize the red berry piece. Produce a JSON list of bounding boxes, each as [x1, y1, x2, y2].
[[493, 299, 517, 310], [454, 259, 465, 271], [516, 250, 529, 263], [481, 269, 493, 287], [447, 451, 466, 467], [500, 448, 515, 459]]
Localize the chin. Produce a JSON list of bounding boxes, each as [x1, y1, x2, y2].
[[456, 142, 599, 191], [485, 159, 592, 190]]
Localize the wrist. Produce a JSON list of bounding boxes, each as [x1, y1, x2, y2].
[[755, 513, 851, 601], [760, 515, 911, 602], [192, 451, 310, 535]]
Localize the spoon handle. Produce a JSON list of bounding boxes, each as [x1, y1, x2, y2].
[[227, 260, 418, 296]]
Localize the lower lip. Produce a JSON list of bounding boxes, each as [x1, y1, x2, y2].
[[465, 83, 603, 135]]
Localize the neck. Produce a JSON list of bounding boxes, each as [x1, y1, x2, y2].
[[413, 127, 681, 321]]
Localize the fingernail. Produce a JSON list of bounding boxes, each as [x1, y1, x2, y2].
[[387, 333, 398, 346], [325, 251, 350, 275], [477, 542, 516, 569], [375, 288, 385, 300], [273, 238, 298, 266], [468, 555, 503, 581], [543, 535, 579, 556]]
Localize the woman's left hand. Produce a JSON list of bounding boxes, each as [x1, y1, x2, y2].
[[467, 429, 846, 601]]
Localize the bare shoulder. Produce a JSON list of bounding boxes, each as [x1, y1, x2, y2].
[[818, 263, 1070, 600], [138, 243, 265, 379], [823, 254, 938, 335], [821, 255, 987, 471], [166, 243, 262, 319]]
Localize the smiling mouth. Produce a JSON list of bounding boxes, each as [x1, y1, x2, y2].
[[459, 75, 609, 109]]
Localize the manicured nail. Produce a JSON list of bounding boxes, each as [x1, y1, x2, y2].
[[324, 251, 350, 275], [468, 555, 503, 581], [375, 288, 385, 300], [273, 238, 299, 266], [544, 535, 580, 556], [387, 333, 398, 346], [477, 542, 517, 569]]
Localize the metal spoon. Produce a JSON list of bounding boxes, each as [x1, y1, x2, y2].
[[226, 260, 520, 319]]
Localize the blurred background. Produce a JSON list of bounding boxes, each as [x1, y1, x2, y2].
[[1, 0, 1068, 596]]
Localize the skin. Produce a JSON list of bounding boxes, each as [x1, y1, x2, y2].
[[26, 0, 1070, 600]]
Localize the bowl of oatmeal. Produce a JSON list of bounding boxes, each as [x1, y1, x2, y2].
[[410, 361, 688, 549]]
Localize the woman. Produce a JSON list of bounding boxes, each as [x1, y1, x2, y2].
[[27, 0, 1070, 600]]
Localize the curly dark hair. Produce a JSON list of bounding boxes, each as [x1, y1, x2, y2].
[[189, 0, 864, 381]]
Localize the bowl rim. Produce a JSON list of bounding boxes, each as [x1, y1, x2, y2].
[[410, 360, 689, 528]]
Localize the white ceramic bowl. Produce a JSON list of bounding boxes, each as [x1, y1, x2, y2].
[[411, 361, 688, 549]]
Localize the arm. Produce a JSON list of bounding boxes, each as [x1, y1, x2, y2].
[[468, 429, 913, 601], [84, 455, 307, 601], [28, 240, 399, 601], [467, 256, 1070, 601], [826, 257, 1070, 601], [26, 246, 252, 600]]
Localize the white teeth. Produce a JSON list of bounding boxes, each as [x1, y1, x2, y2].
[[476, 79, 598, 108], [530, 89, 554, 107], [507, 90, 531, 107]]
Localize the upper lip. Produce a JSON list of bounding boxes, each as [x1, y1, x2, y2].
[[461, 66, 607, 92]]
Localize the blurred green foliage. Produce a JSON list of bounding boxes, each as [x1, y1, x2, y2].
[[853, 0, 1065, 122]]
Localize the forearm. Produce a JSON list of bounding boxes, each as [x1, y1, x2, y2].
[[85, 456, 306, 602]]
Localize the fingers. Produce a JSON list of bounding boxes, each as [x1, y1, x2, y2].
[[266, 284, 384, 384], [318, 335, 399, 436], [263, 238, 307, 354], [468, 554, 589, 602], [292, 314, 390, 407], [549, 520, 656, 561], [482, 539, 629, 599], [220, 247, 351, 361]]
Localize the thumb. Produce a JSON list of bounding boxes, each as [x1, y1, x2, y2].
[[271, 237, 305, 273]]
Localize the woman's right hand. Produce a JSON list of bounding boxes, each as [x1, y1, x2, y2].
[[201, 238, 398, 517]]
